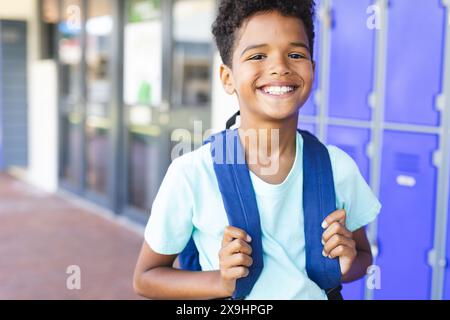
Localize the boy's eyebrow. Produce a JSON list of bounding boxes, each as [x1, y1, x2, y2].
[[240, 44, 269, 57], [240, 42, 310, 57], [290, 42, 310, 51]]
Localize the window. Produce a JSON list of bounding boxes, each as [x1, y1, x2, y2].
[[58, 0, 83, 184], [124, 0, 164, 212], [124, 0, 162, 109], [84, 0, 114, 195], [171, 0, 215, 108]]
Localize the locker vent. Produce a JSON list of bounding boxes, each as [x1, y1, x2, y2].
[[394, 153, 420, 173]]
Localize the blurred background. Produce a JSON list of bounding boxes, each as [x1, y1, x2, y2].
[[0, 0, 449, 300]]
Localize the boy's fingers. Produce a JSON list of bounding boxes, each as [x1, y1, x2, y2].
[[222, 226, 252, 247], [328, 244, 356, 260], [221, 252, 253, 269], [223, 266, 249, 280], [230, 238, 253, 255], [322, 221, 352, 244], [322, 209, 346, 229], [323, 234, 355, 256], [221, 238, 252, 258]]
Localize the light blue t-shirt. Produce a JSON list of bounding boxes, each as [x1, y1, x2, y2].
[[144, 132, 382, 300]]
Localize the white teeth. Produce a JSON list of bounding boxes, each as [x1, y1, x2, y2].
[[262, 86, 295, 95]]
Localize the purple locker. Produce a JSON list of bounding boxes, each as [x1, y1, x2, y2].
[[384, 0, 445, 126], [328, 0, 375, 120], [375, 132, 438, 299], [298, 123, 315, 135], [326, 126, 372, 299], [326, 126, 371, 180], [300, 91, 317, 116], [300, 2, 321, 117]]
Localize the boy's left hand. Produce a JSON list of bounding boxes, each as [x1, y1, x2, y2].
[[321, 209, 356, 276]]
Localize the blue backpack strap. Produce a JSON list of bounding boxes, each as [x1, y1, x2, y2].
[[210, 129, 264, 299], [299, 129, 342, 290]]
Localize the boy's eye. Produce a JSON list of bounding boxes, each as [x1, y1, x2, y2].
[[289, 53, 307, 60], [249, 54, 266, 61]]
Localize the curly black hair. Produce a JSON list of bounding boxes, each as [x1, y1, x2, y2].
[[212, 0, 316, 67]]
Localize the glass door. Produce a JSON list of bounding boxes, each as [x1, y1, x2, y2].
[[84, 0, 114, 200], [123, 0, 167, 220], [171, 0, 215, 111], [58, 0, 119, 209], [121, 0, 215, 221], [169, 0, 214, 153]]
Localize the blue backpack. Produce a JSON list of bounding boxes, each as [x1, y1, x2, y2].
[[178, 113, 343, 300]]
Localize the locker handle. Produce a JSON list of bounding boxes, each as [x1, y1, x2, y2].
[[368, 92, 377, 109], [427, 249, 447, 268], [366, 143, 375, 159], [433, 150, 443, 168], [435, 94, 446, 112], [370, 244, 379, 259], [314, 90, 322, 107]]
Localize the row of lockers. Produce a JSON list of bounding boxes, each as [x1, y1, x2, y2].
[[299, 124, 448, 299], [302, 0, 445, 127], [297, 0, 449, 299]]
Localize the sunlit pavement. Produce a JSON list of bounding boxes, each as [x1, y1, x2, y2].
[[0, 173, 144, 300]]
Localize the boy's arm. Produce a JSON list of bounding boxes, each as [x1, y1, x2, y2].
[[341, 228, 373, 283], [133, 242, 227, 300], [134, 226, 253, 300]]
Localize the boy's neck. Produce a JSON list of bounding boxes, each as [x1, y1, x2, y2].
[[238, 112, 299, 163]]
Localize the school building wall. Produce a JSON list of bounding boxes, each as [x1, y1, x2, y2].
[[0, 0, 58, 192]]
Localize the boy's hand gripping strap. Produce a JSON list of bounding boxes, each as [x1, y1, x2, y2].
[[210, 129, 264, 299], [301, 130, 342, 291]]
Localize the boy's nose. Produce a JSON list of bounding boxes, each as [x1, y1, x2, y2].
[[270, 68, 291, 76], [269, 58, 291, 76]]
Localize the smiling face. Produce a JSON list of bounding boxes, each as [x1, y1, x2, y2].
[[220, 11, 315, 126]]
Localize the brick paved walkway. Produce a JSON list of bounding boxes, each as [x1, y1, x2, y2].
[[0, 173, 145, 299]]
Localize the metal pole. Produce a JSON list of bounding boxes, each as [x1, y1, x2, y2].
[[365, 0, 389, 301], [430, 0, 450, 301], [109, 0, 125, 213], [316, 0, 332, 143]]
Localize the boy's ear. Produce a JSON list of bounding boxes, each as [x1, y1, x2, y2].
[[219, 64, 236, 95]]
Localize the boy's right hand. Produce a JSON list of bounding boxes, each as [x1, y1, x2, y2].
[[218, 226, 253, 297]]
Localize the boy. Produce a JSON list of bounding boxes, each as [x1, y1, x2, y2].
[[133, 0, 381, 300]]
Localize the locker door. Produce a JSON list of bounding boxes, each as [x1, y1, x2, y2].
[[300, 2, 321, 117], [384, 0, 445, 126], [375, 132, 438, 299], [298, 123, 316, 136], [326, 126, 372, 299], [328, 0, 375, 120], [326, 126, 371, 180]]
